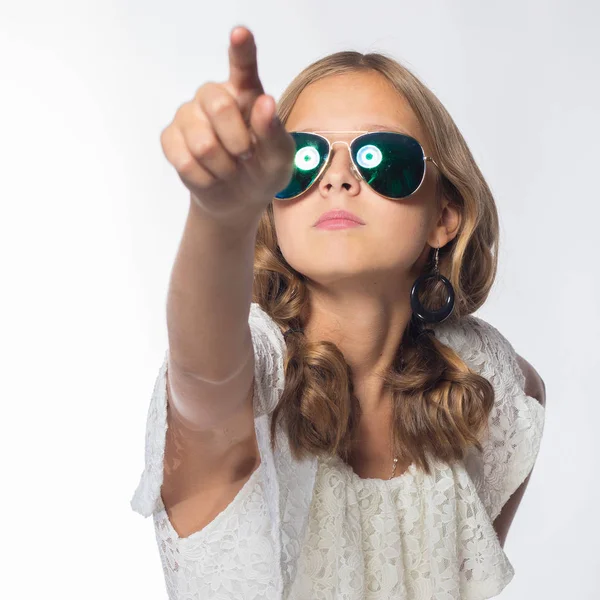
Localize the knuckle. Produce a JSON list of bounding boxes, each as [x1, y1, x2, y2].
[[173, 100, 191, 123], [161, 128, 184, 165], [175, 152, 198, 176], [190, 132, 219, 158], [194, 81, 217, 101], [177, 156, 213, 189], [208, 95, 236, 117]]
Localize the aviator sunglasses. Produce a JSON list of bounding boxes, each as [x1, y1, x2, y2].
[[274, 130, 440, 201]]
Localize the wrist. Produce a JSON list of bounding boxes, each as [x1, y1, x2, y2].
[[188, 194, 264, 239]]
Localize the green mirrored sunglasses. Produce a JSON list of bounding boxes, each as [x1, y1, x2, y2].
[[274, 130, 439, 201]]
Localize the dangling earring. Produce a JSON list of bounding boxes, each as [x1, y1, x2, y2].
[[410, 245, 455, 337]]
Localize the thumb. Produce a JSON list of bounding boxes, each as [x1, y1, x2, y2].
[[249, 94, 295, 177]]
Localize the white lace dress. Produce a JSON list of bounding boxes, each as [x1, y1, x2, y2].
[[131, 302, 545, 600]]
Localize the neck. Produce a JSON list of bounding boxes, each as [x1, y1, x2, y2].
[[303, 289, 411, 414]]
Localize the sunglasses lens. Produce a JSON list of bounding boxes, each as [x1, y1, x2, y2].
[[351, 132, 425, 198], [274, 132, 330, 199]]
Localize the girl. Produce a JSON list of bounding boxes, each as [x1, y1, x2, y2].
[[132, 25, 546, 599]]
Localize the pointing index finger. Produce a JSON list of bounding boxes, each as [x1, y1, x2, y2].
[[228, 27, 265, 98]]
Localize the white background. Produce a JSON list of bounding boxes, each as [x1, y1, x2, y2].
[[1, 0, 598, 598]]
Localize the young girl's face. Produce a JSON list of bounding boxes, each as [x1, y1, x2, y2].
[[273, 70, 453, 294]]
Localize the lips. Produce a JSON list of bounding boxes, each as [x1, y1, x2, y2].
[[314, 209, 365, 226]]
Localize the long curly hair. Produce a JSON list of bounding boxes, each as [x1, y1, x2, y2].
[[252, 50, 499, 475]]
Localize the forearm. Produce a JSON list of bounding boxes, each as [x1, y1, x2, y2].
[[166, 197, 261, 382]]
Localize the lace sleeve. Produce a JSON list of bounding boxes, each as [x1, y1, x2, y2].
[[464, 316, 546, 522], [129, 302, 287, 517], [248, 302, 287, 418]]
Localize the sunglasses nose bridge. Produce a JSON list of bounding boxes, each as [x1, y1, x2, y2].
[[328, 139, 351, 159], [326, 140, 363, 181]]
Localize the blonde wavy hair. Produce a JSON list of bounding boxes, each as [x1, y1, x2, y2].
[[253, 50, 499, 475]]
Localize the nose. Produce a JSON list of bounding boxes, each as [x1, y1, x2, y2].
[[317, 141, 362, 196]]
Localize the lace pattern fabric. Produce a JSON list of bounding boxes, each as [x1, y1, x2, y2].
[[152, 463, 279, 599], [287, 453, 514, 599], [432, 315, 546, 522], [130, 303, 545, 599]]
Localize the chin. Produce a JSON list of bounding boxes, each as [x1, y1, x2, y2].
[[296, 265, 373, 285]]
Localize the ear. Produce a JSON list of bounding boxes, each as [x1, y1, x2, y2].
[[428, 197, 461, 248]]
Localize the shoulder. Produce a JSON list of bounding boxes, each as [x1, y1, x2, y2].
[[433, 313, 514, 358], [432, 313, 513, 365], [430, 313, 504, 370], [432, 314, 546, 408], [515, 354, 546, 408], [464, 315, 546, 408]]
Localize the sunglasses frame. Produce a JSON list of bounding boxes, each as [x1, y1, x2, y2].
[[274, 130, 440, 202]]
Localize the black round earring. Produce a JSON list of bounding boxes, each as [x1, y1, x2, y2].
[[410, 245, 455, 334]]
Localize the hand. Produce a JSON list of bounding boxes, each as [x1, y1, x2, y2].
[[160, 26, 295, 225]]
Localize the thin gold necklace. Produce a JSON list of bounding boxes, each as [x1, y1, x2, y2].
[[389, 348, 404, 480], [390, 427, 398, 479]]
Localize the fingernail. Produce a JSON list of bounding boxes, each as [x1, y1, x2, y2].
[[239, 149, 253, 160]]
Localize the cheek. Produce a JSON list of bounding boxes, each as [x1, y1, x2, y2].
[[272, 204, 309, 261], [361, 204, 432, 272], [377, 203, 430, 247], [272, 204, 287, 243]]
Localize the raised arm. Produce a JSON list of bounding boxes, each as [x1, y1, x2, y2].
[[161, 25, 295, 430]]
